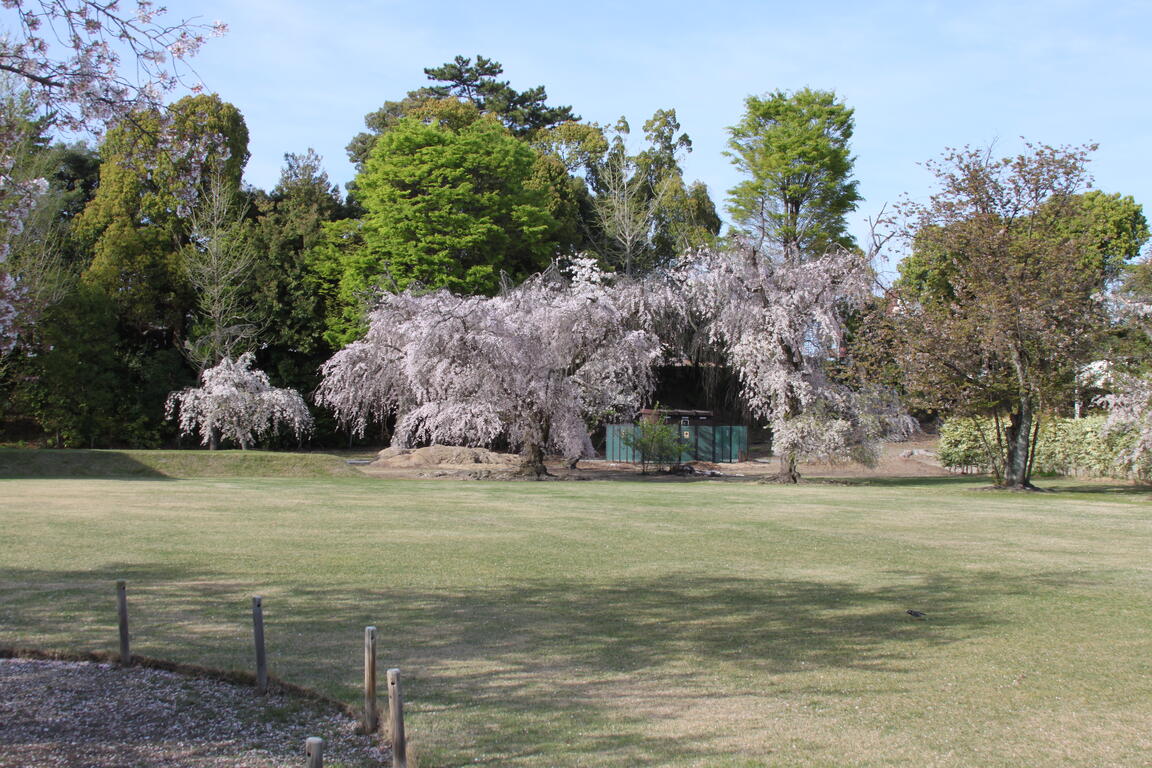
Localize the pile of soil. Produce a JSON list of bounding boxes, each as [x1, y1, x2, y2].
[[374, 444, 520, 468], [357, 437, 952, 482]]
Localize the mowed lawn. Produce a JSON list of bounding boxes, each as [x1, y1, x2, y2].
[[2, 454, 1151, 767]]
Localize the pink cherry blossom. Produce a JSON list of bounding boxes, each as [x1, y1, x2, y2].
[[166, 353, 313, 449]]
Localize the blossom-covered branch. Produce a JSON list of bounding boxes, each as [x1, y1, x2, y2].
[[317, 257, 668, 475], [686, 243, 914, 480], [166, 353, 312, 449], [0, 0, 226, 130]]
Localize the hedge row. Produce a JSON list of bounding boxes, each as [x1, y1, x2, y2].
[[937, 415, 1134, 479]]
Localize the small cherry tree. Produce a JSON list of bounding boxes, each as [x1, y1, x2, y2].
[[166, 352, 312, 450], [317, 258, 668, 475], [687, 243, 914, 481]]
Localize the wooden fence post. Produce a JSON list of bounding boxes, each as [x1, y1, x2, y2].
[[387, 668, 407, 768], [363, 626, 378, 733], [305, 736, 324, 768], [116, 580, 131, 666], [252, 596, 267, 694]]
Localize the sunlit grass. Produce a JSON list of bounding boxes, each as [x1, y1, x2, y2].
[[2, 454, 1150, 766]]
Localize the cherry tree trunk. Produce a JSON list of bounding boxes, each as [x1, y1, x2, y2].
[[1001, 399, 1036, 489], [519, 442, 549, 479], [777, 452, 800, 484], [774, 386, 803, 484]]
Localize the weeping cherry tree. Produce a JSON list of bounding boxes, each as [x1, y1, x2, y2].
[[316, 258, 670, 476], [687, 242, 914, 482], [166, 352, 312, 449]]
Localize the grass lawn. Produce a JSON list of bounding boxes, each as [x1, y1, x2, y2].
[[2, 450, 1151, 766]]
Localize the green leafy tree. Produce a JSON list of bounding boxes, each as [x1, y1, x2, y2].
[[586, 110, 720, 275], [346, 97, 482, 170], [56, 94, 249, 446], [249, 151, 347, 356], [76, 93, 249, 338], [726, 88, 860, 259], [18, 283, 120, 447], [306, 219, 371, 348], [621, 408, 683, 474], [245, 150, 349, 442], [900, 190, 1148, 304], [334, 116, 559, 302], [884, 143, 1149, 489]]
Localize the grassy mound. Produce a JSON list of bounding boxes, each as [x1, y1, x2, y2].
[[0, 448, 366, 479]]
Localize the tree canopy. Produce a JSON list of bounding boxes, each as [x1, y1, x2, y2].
[[347, 54, 577, 168], [726, 88, 860, 260], [882, 143, 1149, 488], [3, 41, 1150, 471], [586, 110, 721, 275], [166, 352, 312, 450], [341, 115, 559, 295], [686, 242, 912, 481], [316, 258, 667, 475], [76, 93, 249, 337]]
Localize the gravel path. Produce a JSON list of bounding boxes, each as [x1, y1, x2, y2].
[[0, 659, 386, 767]]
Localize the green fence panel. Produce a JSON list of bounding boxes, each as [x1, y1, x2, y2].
[[605, 423, 747, 463], [605, 424, 638, 462]]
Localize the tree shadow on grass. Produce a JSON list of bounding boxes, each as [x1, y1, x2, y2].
[[0, 562, 1072, 767], [272, 570, 1065, 765], [0, 563, 261, 674], [0, 449, 170, 479], [1038, 482, 1151, 497], [823, 475, 988, 489]]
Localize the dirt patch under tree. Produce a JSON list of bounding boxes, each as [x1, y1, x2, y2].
[[357, 438, 952, 481]]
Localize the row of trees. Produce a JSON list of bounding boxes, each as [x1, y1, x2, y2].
[[0, 48, 732, 450], [0, 4, 1149, 487]]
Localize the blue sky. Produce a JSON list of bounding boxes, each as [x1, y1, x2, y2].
[[162, 0, 1150, 272]]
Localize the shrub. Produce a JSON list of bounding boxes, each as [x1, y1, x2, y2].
[[620, 419, 683, 474], [937, 415, 1133, 479]]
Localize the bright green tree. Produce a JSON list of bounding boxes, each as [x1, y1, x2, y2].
[[336, 115, 558, 297], [726, 88, 860, 259]]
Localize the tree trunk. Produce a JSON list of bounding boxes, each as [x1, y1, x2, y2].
[[770, 340, 804, 484], [519, 442, 549, 479], [208, 427, 220, 451], [776, 452, 800, 484], [1001, 398, 1036, 489]]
